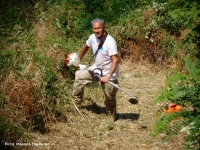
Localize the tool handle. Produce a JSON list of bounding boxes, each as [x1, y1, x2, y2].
[[108, 81, 137, 99]]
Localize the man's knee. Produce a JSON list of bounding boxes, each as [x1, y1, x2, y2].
[[75, 69, 93, 80]]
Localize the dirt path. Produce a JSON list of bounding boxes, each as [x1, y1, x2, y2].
[[30, 62, 184, 150]]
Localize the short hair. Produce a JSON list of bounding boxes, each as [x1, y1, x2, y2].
[[91, 18, 104, 26]]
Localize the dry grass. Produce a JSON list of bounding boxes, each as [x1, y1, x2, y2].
[[1, 72, 36, 117], [31, 19, 65, 62], [24, 61, 185, 150]]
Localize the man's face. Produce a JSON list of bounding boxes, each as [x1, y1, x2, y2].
[[92, 22, 105, 39]]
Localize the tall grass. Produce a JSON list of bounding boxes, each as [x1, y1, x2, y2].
[[0, 1, 74, 147]]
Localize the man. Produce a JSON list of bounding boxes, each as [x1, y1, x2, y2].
[[73, 18, 119, 116]]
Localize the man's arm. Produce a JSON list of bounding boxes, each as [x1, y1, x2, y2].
[[79, 44, 90, 60], [108, 54, 119, 76], [100, 54, 119, 83]]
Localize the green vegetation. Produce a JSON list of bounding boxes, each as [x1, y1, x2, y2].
[[154, 57, 200, 149], [0, 0, 199, 149]]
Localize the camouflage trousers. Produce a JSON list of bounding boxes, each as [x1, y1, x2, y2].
[[73, 67, 118, 116]]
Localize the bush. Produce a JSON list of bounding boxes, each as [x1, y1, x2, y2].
[[154, 56, 200, 149]]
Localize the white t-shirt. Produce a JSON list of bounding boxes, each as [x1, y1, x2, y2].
[[86, 33, 120, 80]]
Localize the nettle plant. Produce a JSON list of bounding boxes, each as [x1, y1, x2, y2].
[[153, 56, 200, 150]]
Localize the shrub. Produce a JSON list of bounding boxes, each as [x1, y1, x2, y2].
[[154, 56, 200, 149]]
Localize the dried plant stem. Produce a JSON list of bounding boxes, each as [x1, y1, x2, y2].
[[64, 94, 85, 119], [71, 98, 85, 119]]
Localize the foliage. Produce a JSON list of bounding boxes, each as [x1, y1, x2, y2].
[[0, 115, 30, 148], [0, 0, 36, 38], [0, 50, 16, 80], [62, 0, 152, 40], [58, 0, 200, 64], [154, 56, 200, 149], [0, 0, 72, 146], [157, 0, 200, 35]]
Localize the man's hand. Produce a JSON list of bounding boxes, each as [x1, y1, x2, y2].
[[100, 75, 110, 83]]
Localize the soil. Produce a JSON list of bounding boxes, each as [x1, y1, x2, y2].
[[30, 61, 185, 150]]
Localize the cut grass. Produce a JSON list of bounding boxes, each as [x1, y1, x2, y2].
[[29, 61, 184, 150]]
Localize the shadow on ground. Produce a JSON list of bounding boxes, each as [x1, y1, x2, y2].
[[82, 102, 140, 121], [82, 102, 107, 115], [115, 113, 140, 121]]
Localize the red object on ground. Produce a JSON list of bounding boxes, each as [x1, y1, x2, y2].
[[163, 103, 183, 114]]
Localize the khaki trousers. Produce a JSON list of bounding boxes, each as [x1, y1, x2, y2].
[[73, 67, 118, 115]]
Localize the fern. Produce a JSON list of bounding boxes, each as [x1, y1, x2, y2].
[[167, 2, 200, 29], [153, 110, 187, 137], [163, 114, 187, 142], [184, 115, 200, 150], [153, 56, 200, 149], [184, 56, 200, 81]]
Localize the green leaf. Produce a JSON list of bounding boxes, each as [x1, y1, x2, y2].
[[184, 56, 200, 81]]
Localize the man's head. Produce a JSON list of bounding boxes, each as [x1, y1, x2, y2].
[[91, 18, 105, 39]]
